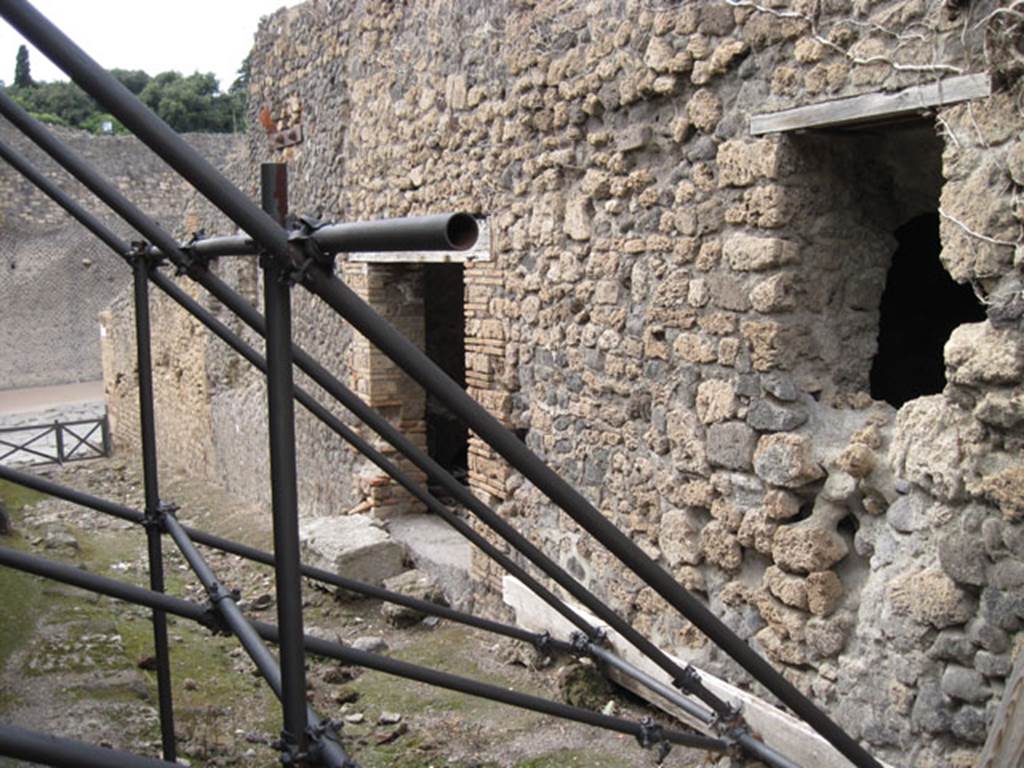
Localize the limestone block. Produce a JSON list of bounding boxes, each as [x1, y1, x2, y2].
[[772, 524, 848, 574], [686, 88, 722, 133], [300, 514, 406, 589], [889, 395, 982, 502], [973, 391, 1024, 429], [737, 506, 777, 556], [708, 38, 749, 75], [696, 379, 738, 424], [753, 433, 824, 488], [835, 443, 876, 479], [889, 567, 976, 629], [700, 520, 743, 571], [666, 406, 709, 474], [978, 464, 1024, 521], [805, 615, 851, 658], [805, 571, 843, 616], [764, 565, 808, 610], [658, 508, 704, 567], [643, 36, 692, 74], [749, 272, 796, 313], [706, 421, 757, 470], [563, 196, 592, 241], [763, 488, 802, 520], [724, 234, 798, 272], [945, 321, 1024, 386], [381, 569, 447, 627], [754, 625, 807, 665]]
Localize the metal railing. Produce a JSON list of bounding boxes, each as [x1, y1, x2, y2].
[[0, 415, 110, 466], [0, 2, 882, 767]]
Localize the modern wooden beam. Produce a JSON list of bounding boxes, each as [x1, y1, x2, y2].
[[750, 72, 991, 135]]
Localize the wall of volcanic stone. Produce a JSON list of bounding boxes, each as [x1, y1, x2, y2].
[[101, 1, 1024, 764]]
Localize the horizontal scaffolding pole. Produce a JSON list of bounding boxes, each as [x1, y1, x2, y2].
[[0, 463, 567, 654], [0, 76, 779, 765], [0, 723, 174, 768], [0, 546, 727, 755], [145, 212, 479, 260], [0, 100, 601, 643]]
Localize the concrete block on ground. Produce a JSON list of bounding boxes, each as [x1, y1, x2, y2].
[[300, 513, 406, 591]]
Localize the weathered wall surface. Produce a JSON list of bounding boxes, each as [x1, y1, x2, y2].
[[101, 1, 1023, 764], [0, 122, 242, 390]]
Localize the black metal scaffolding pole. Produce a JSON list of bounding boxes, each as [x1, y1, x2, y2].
[[0, 462, 566, 652], [259, 162, 311, 760], [159, 514, 353, 768], [0, 547, 726, 756], [0, 79, 749, 752], [144, 212, 479, 260], [0, 723, 176, 768], [0, 65, 743, 731], [0, 5, 880, 763], [0, 134, 594, 647], [131, 251, 176, 762]]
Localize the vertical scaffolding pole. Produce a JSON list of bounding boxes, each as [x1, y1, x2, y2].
[[131, 254, 176, 762], [260, 162, 309, 761]]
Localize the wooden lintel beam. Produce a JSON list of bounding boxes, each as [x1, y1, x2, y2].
[[750, 72, 991, 135]]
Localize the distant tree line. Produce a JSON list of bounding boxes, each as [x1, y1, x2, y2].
[[6, 45, 249, 134]]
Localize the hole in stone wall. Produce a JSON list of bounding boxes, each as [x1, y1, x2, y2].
[[423, 263, 468, 496], [869, 212, 986, 407]]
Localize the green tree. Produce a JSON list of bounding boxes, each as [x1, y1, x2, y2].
[[14, 45, 32, 88], [110, 68, 150, 95]]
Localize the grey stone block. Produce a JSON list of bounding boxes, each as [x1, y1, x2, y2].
[[746, 399, 807, 432], [300, 514, 406, 591], [940, 665, 990, 703], [706, 421, 757, 470], [938, 532, 987, 585]]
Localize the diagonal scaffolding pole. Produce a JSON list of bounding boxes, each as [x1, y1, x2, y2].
[[0, 91, 802, 766], [0, 463, 570, 653], [0, 546, 728, 756], [0, 142, 582, 654], [130, 246, 176, 762], [0, 96, 738, 725], [0, 8, 882, 764]]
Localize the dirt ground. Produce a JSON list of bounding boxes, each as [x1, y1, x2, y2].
[[0, 457, 727, 768]]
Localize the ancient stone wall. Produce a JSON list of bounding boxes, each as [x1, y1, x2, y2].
[[100, 1, 1024, 763], [0, 121, 242, 390]]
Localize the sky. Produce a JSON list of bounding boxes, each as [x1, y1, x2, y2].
[[0, 0, 305, 91]]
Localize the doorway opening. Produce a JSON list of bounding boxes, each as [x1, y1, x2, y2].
[[423, 264, 468, 496], [869, 212, 986, 407]]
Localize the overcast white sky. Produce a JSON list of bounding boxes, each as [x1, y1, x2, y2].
[[0, 0, 305, 91]]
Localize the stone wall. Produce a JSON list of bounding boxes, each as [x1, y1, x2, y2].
[[101, 1, 1024, 763], [0, 122, 242, 390]]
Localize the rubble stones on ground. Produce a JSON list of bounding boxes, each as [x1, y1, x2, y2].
[[380, 569, 447, 628]]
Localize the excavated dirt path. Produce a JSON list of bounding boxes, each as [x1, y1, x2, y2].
[[0, 457, 722, 768]]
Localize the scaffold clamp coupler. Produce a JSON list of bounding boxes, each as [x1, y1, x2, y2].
[[635, 716, 672, 765], [569, 630, 590, 656]]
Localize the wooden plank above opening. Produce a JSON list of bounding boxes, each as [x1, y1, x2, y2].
[[750, 72, 991, 135]]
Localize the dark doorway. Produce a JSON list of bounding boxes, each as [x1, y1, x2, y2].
[[423, 264, 468, 493], [869, 212, 986, 407]]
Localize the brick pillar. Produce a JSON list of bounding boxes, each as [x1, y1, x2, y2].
[[345, 261, 428, 516]]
